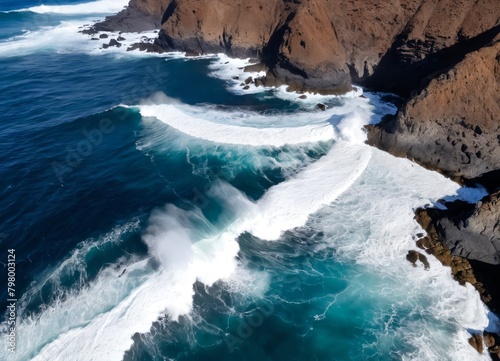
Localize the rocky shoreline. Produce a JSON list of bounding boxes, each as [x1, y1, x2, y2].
[[89, 0, 500, 356]]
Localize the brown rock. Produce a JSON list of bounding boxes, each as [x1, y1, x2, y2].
[[367, 40, 500, 181], [94, 0, 499, 96], [244, 76, 253, 84], [244, 63, 268, 73], [418, 253, 430, 270], [299, 95, 307, 99], [469, 334, 484, 354], [126, 42, 165, 53], [406, 250, 430, 269], [406, 250, 419, 266]]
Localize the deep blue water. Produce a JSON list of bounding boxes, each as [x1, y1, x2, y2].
[[0, 2, 492, 361]]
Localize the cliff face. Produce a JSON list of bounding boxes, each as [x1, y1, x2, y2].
[[96, 0, 499, 94], [367, 39, 500, 181]]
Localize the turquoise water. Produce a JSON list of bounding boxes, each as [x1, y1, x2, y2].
[[0, 2, 494, 361]]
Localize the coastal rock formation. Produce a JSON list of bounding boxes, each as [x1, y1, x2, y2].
[[433, 191, 500, 265], [469, 333, 484, 354], [406, 250, 430, 269], [484, 332, 500, 360], [89, 0, 171, 33], [416, 192, 500, 316], [367, 39, 500, 181], [94, 0, 500, 95], [415, 206, 499, 314]]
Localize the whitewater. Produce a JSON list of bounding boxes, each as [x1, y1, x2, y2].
[[0, 1, 498, 361]]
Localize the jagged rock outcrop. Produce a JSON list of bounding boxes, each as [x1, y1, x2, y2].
[[367, 38, 500, 181], [415, 207, 498, 313], [428, 191, 500, 265], [88, 0, 171, 33]]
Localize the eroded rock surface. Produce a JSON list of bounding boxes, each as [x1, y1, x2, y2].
[[367, 39, 500, 181]]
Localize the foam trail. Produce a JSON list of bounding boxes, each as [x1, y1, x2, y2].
[[247, 141, 372, 240], [138, 104, 335, 146], [30, 197, 243, 361], [309, 148, 492, 360], [26, 140, 371, 360], [11, 0, 128, 14]]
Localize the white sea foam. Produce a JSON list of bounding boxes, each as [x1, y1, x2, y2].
[[0, 220, 146, 361], [134, 88, 388, 147], [247, 142, 372, 240], [27, 185, 245, 361], [0, 28, 488, 358], [0, 20, 166, 58], [137, 103, 335, 147], [17, 138, 373, 361], [306, 148, 492, 360], [12, 142, 493, 361], [11, 0, 128, 15]]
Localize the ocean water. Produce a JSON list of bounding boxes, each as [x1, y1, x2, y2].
[[0, 1, 498, 361]]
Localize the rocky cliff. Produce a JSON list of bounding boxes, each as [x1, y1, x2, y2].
[[367, 38, 500, 181], [94, 0, 499, 95]]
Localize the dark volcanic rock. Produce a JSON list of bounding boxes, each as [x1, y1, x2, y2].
[[99, 33, 108, 39], [416, 207, 500, 314], [484, 332, 500, 360], [406, 250, 430, 269], [102, 39, 122, 49], [317, 103, 326, 111], [97, 0, 500, 319], [94, 0, 500, 97], [91, 0, 170, 33], [367, 39, 500, 182], [127, 42, 165, 53], [243, 63, 268, 73], [428, 191, 500, 265]]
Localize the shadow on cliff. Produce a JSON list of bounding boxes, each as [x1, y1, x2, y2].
[[355, 25, 500, 97]]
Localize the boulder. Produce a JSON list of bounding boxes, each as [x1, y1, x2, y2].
[[468, 334, 484, 354], [102, 39, 122, 49]]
